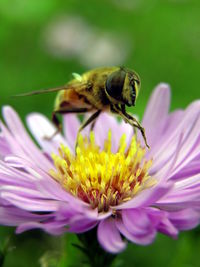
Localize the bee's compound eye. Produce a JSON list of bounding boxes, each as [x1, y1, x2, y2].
[[105, 70, 126, 99], [130, 84, 136, 106]]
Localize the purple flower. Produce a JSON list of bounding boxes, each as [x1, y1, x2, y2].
[[0, 83, 200, 254]]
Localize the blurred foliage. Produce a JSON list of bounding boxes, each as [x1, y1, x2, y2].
[[1, 0, 200, 118], [0, 0, 200, 266]]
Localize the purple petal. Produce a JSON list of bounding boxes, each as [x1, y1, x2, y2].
[[122, 209, 155, 236], [157, 217, 178, 238], [116, 219, 156, 245], [16, 221, 66, 235], [97, 218, 127, 253], [68, 216, 98, 233], [169, 209, 200, 230]]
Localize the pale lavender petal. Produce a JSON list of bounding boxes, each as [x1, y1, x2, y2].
[[168, 116, 200, 178], [171, 159, 200, 180], [0, 206, 51, 226], [26, 113, 68, 154], [147, 109, 184, 159], [63, 114, 80, 149], [156, 173, 200, 210], [0, 135, 11, 158], [2, 155, 75, 202], [151, 101, 200, 173], [97, 218, 127, 253], [0, 122, 26, 158], [94, 112, 133, 152], [34, 171, 92, 207], [141, 83, 170, 147], [94, 113, 120, 151], [151, 131, 184, 181], [0, 185, 44, 198], [115, 181, 172, 210], [119, 120, 134, 147], [1, 192, 59, 211], [0, 160, 37, 188], [155, 187, 200, 210], [1, 106, 52, 171]]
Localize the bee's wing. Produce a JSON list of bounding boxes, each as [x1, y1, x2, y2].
[[13, 82, 88, 97], [13, 86, 68, 97]]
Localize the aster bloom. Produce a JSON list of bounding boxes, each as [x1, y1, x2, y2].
[[0, 83, 200, 257]]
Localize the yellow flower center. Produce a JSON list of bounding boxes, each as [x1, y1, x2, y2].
[[50, 131, 156, 213]]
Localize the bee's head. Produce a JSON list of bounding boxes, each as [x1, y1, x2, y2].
[[105, 68, 141, 107]]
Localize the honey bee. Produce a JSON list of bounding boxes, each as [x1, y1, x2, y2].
[[17, 66, 149, 148]]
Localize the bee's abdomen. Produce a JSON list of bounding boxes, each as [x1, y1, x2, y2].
[[55, 89, 93, 110]]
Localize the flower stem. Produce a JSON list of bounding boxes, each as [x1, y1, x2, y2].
[[76, 228, 117, 267]]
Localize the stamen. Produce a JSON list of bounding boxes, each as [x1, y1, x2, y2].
[[50, 132, 155, 212]]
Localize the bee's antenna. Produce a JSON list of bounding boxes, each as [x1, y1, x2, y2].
[[12, 86, 68, 97]]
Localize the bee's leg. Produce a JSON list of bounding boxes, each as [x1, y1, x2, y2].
[[111, 104, 150, 148], [78, 110, 101, 133], [44, 108, 88, 140], [75, 110, 101, 150], [43, 111, 62, 140], [90, 111, 101, 131], [122, 108, 149, 148]]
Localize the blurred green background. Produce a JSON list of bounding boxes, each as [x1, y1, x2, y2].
[[0, 0, 200, 266]]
